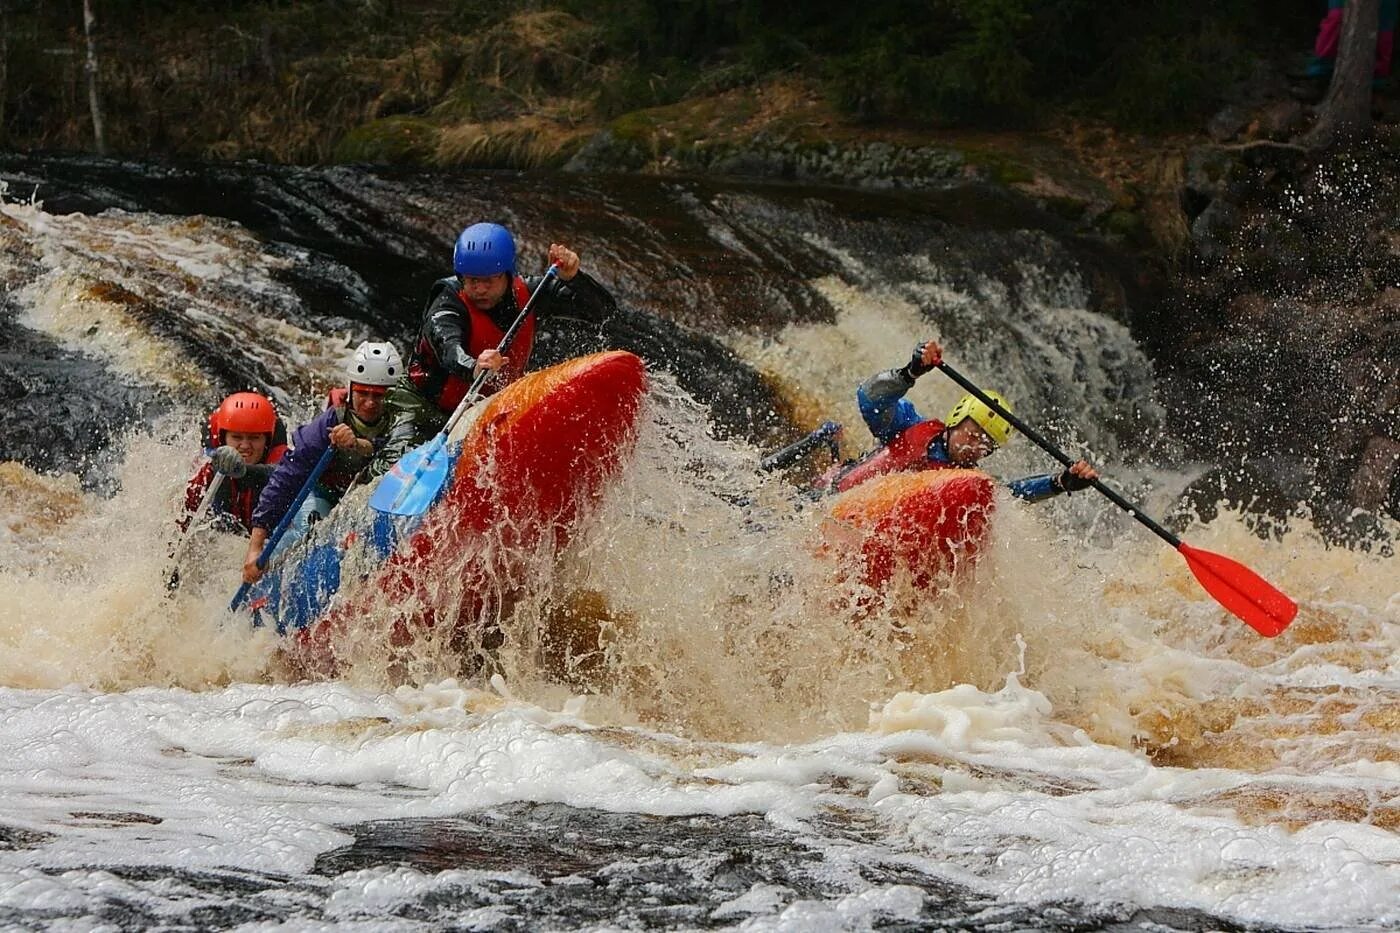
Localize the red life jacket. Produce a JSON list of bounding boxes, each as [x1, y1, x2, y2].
[[824, 419, 949, 494], [409, 276, 535, 412], [182, 443, 288, 534]]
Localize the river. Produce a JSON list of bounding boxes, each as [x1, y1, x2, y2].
[[0, 154, 1395, 931]]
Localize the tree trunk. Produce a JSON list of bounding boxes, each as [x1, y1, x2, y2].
[[82, 0, 106, 154], [0, 1, 8, 147], [1304, 0, 1380, 148]]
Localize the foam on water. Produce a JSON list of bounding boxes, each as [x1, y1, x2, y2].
[[2, 672, 1397, 928]]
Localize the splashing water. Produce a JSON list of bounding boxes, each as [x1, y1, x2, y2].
[[1, 167, 1397, 929]]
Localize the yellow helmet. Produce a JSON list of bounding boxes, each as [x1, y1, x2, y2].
[[945, 391, 1013, 448]]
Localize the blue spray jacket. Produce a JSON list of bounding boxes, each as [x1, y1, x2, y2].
[[251, 405, 388, 532]]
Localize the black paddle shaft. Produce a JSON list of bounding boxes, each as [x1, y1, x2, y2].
[[936, 361, 1183, 549], [760, 420, 842, 472]]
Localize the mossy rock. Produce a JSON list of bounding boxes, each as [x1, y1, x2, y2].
[[966, 151, 1034, 186], [608, 111, 661, 144], [333, 116, 438, 165], [1040, 195, 1091, 222], [1102, 208, 1146, 243], [562, 128, 649, 173]]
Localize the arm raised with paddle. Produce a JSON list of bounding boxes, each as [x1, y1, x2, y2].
[[364, 226, 617, 486], [369, 263, 561, 518]]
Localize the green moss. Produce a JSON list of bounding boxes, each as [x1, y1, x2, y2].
[[333, 116, 439, 165], [1103, 208, 1145, 240], [610, 111, 661, 143], [965, 150, 1034, 186]]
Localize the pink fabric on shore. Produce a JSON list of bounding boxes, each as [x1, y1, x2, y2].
[[1312, 8, 1395, 76], [1315, 9, 1344, 58]]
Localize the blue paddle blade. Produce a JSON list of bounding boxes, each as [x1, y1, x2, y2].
[[369, 437, 456, 516]]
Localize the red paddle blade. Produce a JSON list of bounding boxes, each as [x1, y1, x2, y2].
[[1178, 542, 1298, 637]]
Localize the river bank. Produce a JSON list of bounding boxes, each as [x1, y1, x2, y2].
[[4, 4, 1398, 530]]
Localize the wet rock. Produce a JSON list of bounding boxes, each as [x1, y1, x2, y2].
[[302, 805, 1253, 933], [1247, 99, 1308, 141], [563, 129, 647, 173], [1207, 105, 1251, 143], [0, 311, 168, 490], [1346, 435, 1400, 516], [1311, 498, 1395, 554], [1182, 146, 1236, 208], [1166, 454, 1391, 553], [1189, 198, 1241, 266]]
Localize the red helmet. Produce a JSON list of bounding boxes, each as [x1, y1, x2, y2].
[[208, 392, 278, 447]]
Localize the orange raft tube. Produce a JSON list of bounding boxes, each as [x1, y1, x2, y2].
[[286, 350, 648, 669], [819, 468, 997, 591]]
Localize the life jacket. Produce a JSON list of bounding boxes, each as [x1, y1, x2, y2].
[[408, 276, 536, 412], [318, 387, 390, 496], [824, 418, 949, 494]]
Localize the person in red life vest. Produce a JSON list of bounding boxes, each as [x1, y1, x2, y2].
[[182, 392, 289, 535], [819, 339, 1099, 501], [241, 341, 402, 583], [366, 222, 618, 478]]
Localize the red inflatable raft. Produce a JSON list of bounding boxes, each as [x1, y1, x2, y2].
[[286, 350, 647, 671], [819, 468, 997, 591]]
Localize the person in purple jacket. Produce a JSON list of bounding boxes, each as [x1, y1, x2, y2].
[[241, 341, 402, 584]]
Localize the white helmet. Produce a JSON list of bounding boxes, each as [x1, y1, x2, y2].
[[346, 340, 403, 388]]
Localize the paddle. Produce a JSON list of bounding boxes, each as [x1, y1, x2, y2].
[[370, 264, 559, 518], [936, 361, 1298, 638], [166, 468, 225, 591], [229, 445, 336, 612], [760, 420, 843, 472]]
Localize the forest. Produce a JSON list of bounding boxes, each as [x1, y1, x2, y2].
[[0, 1, 1354, 162]]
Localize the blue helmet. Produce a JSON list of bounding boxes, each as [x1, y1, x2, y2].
[[453, 222, 516, 277]]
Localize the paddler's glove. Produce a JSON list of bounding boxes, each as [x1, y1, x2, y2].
[[901, 343, 938, 381], [1057, 469, 1094, 493], [210, 445, 247, 479]]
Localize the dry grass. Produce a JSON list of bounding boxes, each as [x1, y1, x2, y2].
[[434, 116, 592, 169]]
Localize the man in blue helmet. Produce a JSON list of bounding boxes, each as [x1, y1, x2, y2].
[[368, 223, 618, 476]]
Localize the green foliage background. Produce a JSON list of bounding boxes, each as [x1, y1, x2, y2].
[[564, 0, 1312, 127], [0, 0, 1318, 158]]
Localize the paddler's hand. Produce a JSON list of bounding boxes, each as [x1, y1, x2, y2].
[[242, 530, 268, 584], [328, 423, 359, 450], [903, 340, 943, 380], [1057, 460, 1099, 493], [241, 553, 265, 584], [476, 348, 506, 372], [547, 243, 580, 281]]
